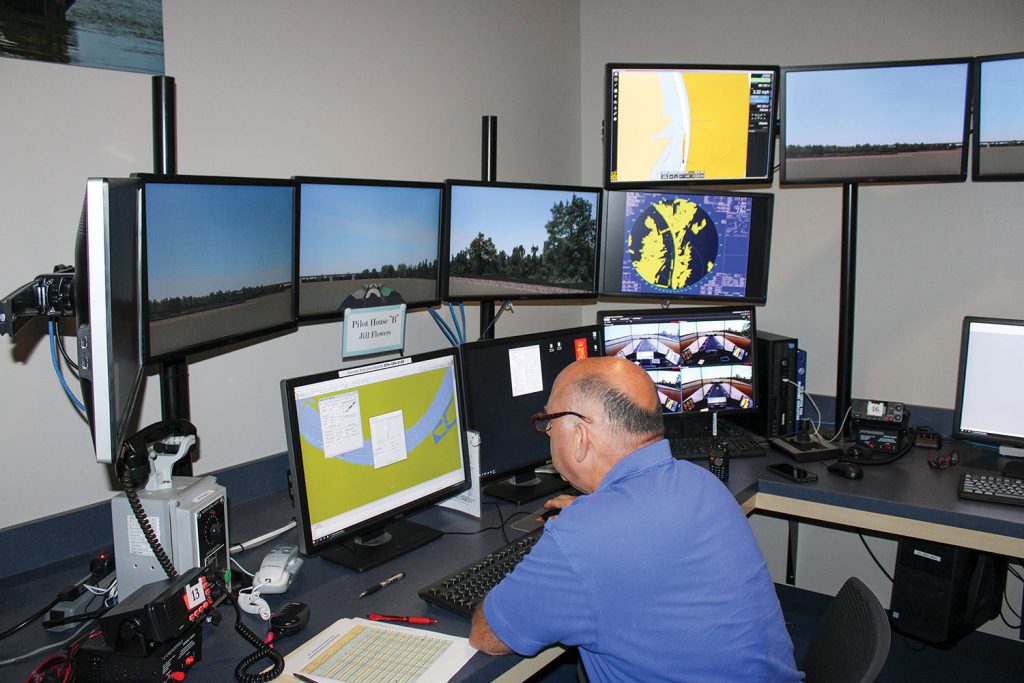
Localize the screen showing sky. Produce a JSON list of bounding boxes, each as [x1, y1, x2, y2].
[[145, 183, 294, 300], [448, 184, 599, 256], [299, 183, 442, 277], [979, 57, 1024, 143], [785, 62, 969, 146]]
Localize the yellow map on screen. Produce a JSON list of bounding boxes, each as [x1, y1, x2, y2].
[[613, 71, 751, 182]]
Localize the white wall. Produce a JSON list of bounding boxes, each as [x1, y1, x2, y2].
[[0, 0, 585, 530]]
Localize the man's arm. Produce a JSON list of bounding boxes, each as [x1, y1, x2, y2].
[[469, 598, 512, 655]]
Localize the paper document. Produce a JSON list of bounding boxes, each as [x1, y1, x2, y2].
[[283, 617, 475, 683]]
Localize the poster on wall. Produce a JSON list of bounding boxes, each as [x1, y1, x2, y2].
[[0, 0, 164, 75]]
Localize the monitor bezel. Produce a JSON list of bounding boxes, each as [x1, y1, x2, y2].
[[596, 305, 758, 422], [951, 316, 1024, 450], [281, 348, 471, 559], [441, 179, 604, 303], [780, 57, 974, 186], [135, 173, 299, 364], [971, 51, 1024, 182], [293, 176, 445, 323], [603, 62, 781, 190], [460, 324, 601, 483], [598, 188, 774, 304]]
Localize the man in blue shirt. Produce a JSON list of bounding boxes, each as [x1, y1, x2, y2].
[[470, 357, 803, 682]]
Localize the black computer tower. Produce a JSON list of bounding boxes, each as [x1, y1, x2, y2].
[[889, 538, 1007, 648], [735, 331, 799, 438]]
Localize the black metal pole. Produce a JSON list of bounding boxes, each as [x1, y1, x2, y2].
[[835, 183, 858, 435], [152, 75, 193, 475], [478, 115, 498, 340]]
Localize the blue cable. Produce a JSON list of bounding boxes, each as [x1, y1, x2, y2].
[[428, 308, 459, 347], [448, 302, 465, 344], [49, 320, 86, 414], [459, 303, 467, 343]]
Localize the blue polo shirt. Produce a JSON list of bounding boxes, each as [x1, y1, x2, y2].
[[483, 440, 803, 682]]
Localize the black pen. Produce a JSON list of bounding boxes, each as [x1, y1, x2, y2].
[[358, 571, 405, 598]]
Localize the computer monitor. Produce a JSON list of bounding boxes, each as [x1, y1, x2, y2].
[[781, 58, 972, 185], [603, 63, 779, 188], [599, 190, 773, 303], [295, 177, 443, 321], [972, 52, 1024, 181], [598, 306, 756, 435], [281, 349, 470, 571], [75, 178, 146, 463], [460, 325, 600, 504], [951, 317, 1024, 458], [442, 180, 602, 302], [138, 175, 298, 363]]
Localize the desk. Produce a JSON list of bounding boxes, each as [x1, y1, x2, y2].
[[2, 443, 1021, 682]]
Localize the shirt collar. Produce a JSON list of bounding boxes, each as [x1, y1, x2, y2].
[[597, 438, 673, 491]]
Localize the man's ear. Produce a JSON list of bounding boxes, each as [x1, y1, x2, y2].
[[574, 420, 590, 463]]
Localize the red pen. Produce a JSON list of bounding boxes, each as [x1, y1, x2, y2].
[[367, 614, 437, 625]]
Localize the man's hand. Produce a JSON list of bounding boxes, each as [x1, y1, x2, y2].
[[469, 600, 512, 655], [540, 494, 577, 521]]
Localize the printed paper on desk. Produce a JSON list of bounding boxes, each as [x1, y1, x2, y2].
[[438, 430, 481, 518], [282, 617, 475, 683]]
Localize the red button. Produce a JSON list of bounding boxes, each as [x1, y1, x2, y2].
[[170, 673, 186, 681], [185, 655, 195, 667]]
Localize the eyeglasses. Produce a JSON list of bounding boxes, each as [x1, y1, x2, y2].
[[531, 411, 591, 433]]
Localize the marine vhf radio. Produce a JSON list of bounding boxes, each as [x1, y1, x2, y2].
[[111, 419, 230, 601]]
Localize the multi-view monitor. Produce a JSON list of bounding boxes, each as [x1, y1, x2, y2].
[[296, 177, 443, 320], [604, 63, 779, 188], [598, 307, 757, 418], [139, 175, 297, 363], [781, 58, 973, 185], [442, 180, 602, 302], [600, 190, 772, 303], [973, 52, 1024, 181], [280, 349, 469, 570]]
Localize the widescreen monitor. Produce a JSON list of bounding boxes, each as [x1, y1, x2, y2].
[[461, 325, 600, 504], [781, 58, 972, 185], [972, 52, 1024, 181], [281, 349, 470, 571], [598, 307, 756, 432], [604, 63, 779, 188], [443, 180, 602, 302], [600, 190, 772, 303], [75, 178, 146, 463], [952, 316, 1024, 457], [295, 177, 443, 321], [138, 175, 297, 363]]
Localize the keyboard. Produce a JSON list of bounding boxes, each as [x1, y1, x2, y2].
[[958, 470, 1024, 508], [418, 527, 543, 617], [668, 435, 765, 460]]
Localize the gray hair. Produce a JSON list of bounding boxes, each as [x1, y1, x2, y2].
[[570, 375, 665, 439]]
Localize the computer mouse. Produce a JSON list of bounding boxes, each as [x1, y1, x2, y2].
[[828, 461, 864, 480], [845, 445, 867, 460]]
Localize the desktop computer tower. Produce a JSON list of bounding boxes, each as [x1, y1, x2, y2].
[[889, 538, 1007, 648], [735, 331, 799, 438]]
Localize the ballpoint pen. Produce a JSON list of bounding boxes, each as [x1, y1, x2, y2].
[[367, 613, 437, 624], [358, 571, 405, 598]]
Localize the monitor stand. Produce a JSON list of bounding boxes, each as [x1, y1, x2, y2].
[[319, 520, 441, 572], [484, 470, 567, 505]]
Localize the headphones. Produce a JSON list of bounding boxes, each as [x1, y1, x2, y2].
[[927, 450, 959, 470]]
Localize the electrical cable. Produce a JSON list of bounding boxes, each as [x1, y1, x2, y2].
[[48, 319, 85, 414], [448, 301, 464, 344], [218, 582, 285, 683], [231, 557, 256, 579], [116, 443, 178, 580], [54, 326, 79, 374], [477, 300, 510, 341], [0, 620, 96, 667], [0, 572, 92, 643], [459, 302, 467, 342], [858, 534, 894, 583], [428, 307, 459, 347], [229, 519, 297, 555]]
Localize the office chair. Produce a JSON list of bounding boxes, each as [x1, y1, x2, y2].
[[803, 576, 891, 683]]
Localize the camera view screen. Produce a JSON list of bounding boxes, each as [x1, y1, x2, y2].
[[445, 182, 601, 300], [975, 54, 1024, 179], [600, 308, 755, 414], [298, 180, 442, 318], [605, 64, 777, 186], [287, 354, 466, 547], [601, 190, 772, 302], [782, 60, 971, 183], [143, 181, 295, 360]]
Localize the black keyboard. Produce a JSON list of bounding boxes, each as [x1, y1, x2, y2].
[[668, 435, 765, 460], [959, 470, 1024, 508], [418, 527, 543, 617]]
